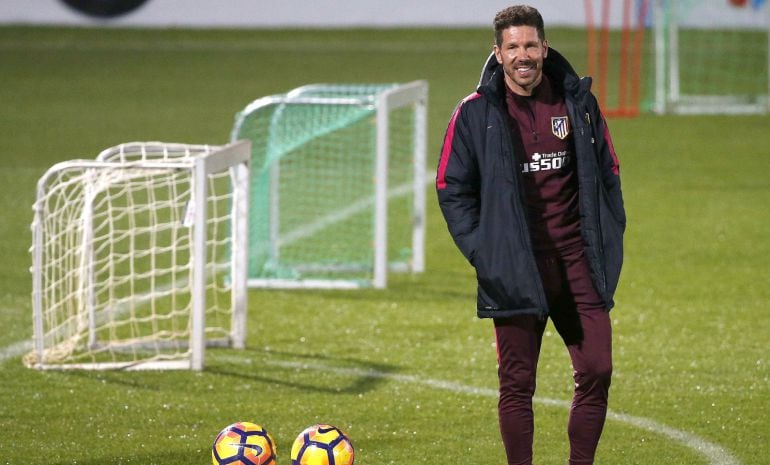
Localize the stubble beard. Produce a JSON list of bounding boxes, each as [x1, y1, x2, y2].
[[507, 60, 542, 96]]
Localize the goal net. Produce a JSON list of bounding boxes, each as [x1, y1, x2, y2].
[[25, 141, 250, 371], [651, 0, 770, 114], [231, 81, 428, 289]]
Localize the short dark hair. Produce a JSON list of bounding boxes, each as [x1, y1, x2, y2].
[[493, 5, 546, 46]]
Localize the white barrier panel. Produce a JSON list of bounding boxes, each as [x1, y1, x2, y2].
[[2, 0, 631, 28], [2, 1, 765, 32]]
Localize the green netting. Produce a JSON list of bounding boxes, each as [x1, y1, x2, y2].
[[232, 84, 417, 285]]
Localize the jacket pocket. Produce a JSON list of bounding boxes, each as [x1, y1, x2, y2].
[[599, 179, 626, 227], [598, 189, 624, 302], [471, 221, 506, 308]]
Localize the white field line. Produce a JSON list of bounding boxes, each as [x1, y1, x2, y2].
[[0, 339, 33, 362], [3, 160, 741, 465], [266, 359, 742, 465], [1, 281, 189, 365], [1, 344, 744, 465], [279, 173, 427, 247]]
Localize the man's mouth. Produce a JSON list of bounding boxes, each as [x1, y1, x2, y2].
[[516, 63, 535, 74]]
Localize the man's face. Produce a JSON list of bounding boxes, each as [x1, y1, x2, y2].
[[493, 25, 548, 96]]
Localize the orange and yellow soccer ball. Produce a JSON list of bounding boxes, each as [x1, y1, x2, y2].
[[290, 424, 354, 465], [212, 422, 277, 465]]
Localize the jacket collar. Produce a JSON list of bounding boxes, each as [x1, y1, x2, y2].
[[477, 47, 589, 103]]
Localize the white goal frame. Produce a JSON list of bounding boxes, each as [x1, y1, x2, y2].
[[231, 80, 428, 290], [28, 141, 250, 371]]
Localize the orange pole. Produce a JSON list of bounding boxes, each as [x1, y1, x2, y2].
[[587, 0, 648, 117], [584, 0, 597, 79], [619, 0, 632, 112], [599, 0, 611, 110], [629, 0, 649, 116]]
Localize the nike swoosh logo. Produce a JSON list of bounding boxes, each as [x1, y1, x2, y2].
[[236, 443, 264, 453]]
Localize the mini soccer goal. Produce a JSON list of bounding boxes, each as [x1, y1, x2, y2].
[[26, 141, 250, 371], [650, 0, 770, 114], [231, 81, 428, 289]]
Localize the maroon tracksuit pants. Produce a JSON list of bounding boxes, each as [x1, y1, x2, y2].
[[493, 246, 613, 465]]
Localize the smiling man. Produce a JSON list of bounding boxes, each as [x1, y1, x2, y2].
[[436, 5, 626, 465], [493, 13, 547, 96]]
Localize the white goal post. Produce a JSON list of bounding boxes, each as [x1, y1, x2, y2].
[[26, 141, 250, 371], [231, 81, 428, 289]]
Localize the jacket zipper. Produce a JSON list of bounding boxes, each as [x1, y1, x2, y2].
[[492, 100, 549, 317], [571, 96, 609, 300]]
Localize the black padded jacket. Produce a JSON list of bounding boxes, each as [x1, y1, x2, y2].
[[436, 48, 626, 318]]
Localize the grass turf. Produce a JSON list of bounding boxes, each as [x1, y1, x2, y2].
[[0, 26, 768, 464]]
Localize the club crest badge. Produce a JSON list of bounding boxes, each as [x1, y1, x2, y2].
[[551, 116, 570, 140]]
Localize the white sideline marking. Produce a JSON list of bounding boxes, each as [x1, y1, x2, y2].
[[0, 339, 32, 362], [279, 175, 426, 247], [0, 346, 743, 464], [267, 359, 742, 465]]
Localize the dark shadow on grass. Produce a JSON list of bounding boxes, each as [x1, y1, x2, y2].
[[206, 347, 398, 395], [45, 367, 167, 390], [51, 347, 398, 396]]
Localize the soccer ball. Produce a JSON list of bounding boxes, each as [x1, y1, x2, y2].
[[212, 422, 277, 465], [290, 424, 355, 465]]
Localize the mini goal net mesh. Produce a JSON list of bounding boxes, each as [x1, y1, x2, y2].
[[26, 141, 250, 370], [231, 81, 428, 289], [651, 0, 770, 114]]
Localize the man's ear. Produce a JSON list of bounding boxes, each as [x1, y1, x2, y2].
[[493, 45, 503, 64], [543, 39, 549, 58]]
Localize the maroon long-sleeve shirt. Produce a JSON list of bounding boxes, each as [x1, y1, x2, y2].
[[505, 74, 582, 254]]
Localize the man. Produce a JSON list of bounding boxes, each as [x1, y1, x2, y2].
[[436, 5, 626, 465]]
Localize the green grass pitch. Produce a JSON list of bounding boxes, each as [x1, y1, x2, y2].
[[0, 26, 768, 464]]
